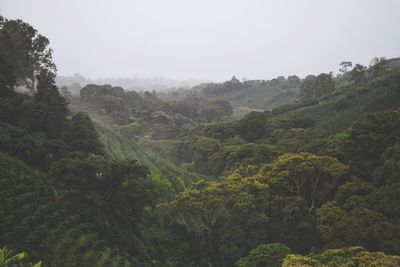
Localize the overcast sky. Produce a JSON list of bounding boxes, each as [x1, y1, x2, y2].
[[1, 0, 399, 81]]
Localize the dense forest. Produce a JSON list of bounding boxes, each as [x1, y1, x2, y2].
[[1, 16, 400, 266]]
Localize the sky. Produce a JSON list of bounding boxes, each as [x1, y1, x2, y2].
[[1, 0, 399, 82]]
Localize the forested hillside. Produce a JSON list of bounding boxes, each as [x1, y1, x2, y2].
[[158, 75, 299, 117], [1, 16, 400, 267]]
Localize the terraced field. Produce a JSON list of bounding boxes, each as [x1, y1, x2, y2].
[[96, 124, 204, 198]]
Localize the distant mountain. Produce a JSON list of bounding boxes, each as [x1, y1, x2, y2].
[[56, 73, 207, 95]]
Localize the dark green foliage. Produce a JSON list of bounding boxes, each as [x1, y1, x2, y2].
[[171, 95, 233, 122], [235, 243, 291, 267], [0, 91, 30, 123], [80, 84, 125, 97], [177, 135, 222, 175], [199, 99, 233, 121], [330, 208, 394, 251], [374, 144, 400, 185], [341, 109, 400, 180], [202, 121, 239, 140], [63, 112, 105, 155], [300, 73, 335, 99], [350, 64, 367, 84], [238, 111, 269, 142], [367, 183, 400, 219], [29, 70, 69, 137], [283, 246, 400, 266], [49, 152, 156, 228], [173, 114, 322, 177], [284, 115, 315, 129], [0, 17, 55, 94], [201, 76, 247, 96], [0, 152, 142, 266], [0, 123, 68, 168]]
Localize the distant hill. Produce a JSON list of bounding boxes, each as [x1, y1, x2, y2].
[[272, 58, 400, 132], [158, 75, 300, 117], [56, 73, 206, 95]]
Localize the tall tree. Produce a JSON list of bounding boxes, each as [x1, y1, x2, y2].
[[339, 61, 353, 74], [0, 16, 56, 94], [29, 70, 68, 137], [63, 112, 105, 155], [262, 153, 348, 211], [350, 64, 367, 84], [299, 73, 335, 99]]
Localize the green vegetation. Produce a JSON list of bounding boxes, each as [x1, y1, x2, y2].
[[159, 75, 300, 117], [0, 247, 41, 267], [273, 61, 400, 132], [96, 123, 203, 197], [282, 247, 400, 266], [235, 243, 291, 267], [1, 16, 400, 266]]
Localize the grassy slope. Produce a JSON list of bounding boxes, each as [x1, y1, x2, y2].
[[221, 86, 298, 109], [203, 84, 298, 118], [96, 123, 203, 197], [273, 72, 400, 133]]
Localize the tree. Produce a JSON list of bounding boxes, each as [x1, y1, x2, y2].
[[238, 111, 268, 142], [29, 70, 68, 137], [316, 201, 345, 240], [342, 109, 400, 180], [235, 243, 291, 267], [299, 75, 317, 99], [80, 84, 125, 97], [160, 175, 271, 266], [161, 167, 318, 266], [63, 112, 105, 155], [369, 57, 387, 78], [299, 73, 335, 99], [317, 206, 396, 251], [49, 151, 153, 219], [287, 75, 301, 87], [350, 64, 367, 84], [373, 144, 400, 185], [314, 73, 335, 97], [367, 183, 400, 219], [262, 153, 348, 211], [199, 99, 233, 122], [282, 247, 400, 267], [339, 61, 352, 74], [48, 151, 158, 253], [59, 86, 72, 100], [0, 17, 56, 94]]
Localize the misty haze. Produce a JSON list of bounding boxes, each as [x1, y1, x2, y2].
[[1, 0, 400, 266]]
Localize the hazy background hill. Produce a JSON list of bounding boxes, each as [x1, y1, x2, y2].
[[56, 73, 206, 95]]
